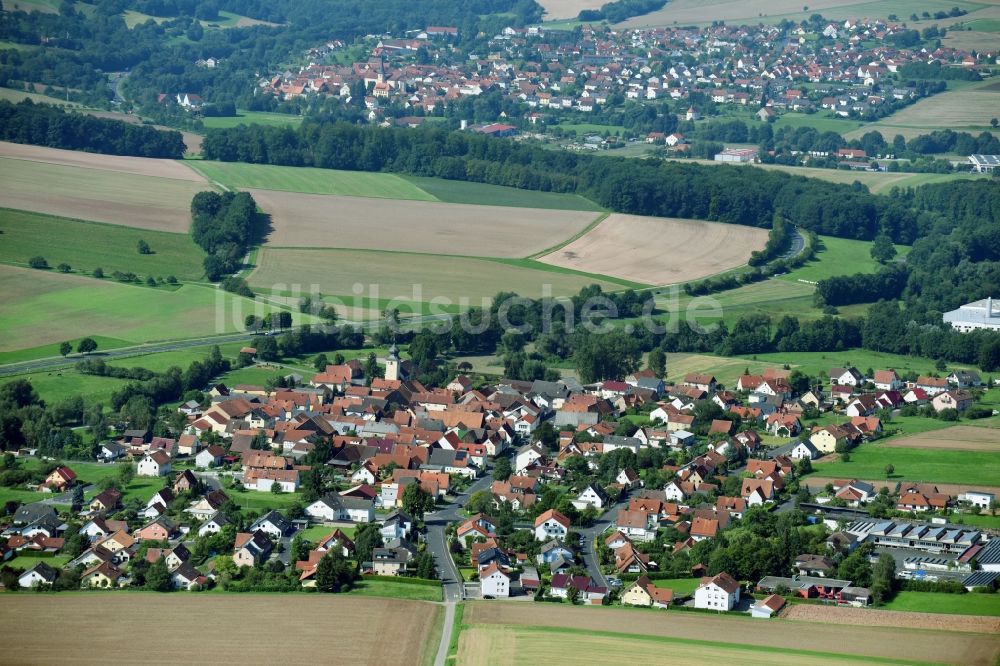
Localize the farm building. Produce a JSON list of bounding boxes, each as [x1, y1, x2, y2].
[[968, 154, 1000, 173], [713, 148, 759, 163]]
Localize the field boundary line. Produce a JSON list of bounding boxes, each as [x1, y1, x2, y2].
[[527, 211, 609, 259]]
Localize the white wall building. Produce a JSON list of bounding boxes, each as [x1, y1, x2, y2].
[[944, 298, 1000, 332]]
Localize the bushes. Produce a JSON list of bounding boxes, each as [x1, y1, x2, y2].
[[190, 191, 258, 282], [28, 256, 48, 269]]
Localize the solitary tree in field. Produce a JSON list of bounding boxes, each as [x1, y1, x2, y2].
[[28, 256, 48, 269], [884, 464, 895, 478], [57, 263, 71, 273], [870, 232, 896, 264], [648, 349, 666, 377], [59, 342, 72, 357], [991, 118, 998, 129], [137, 239, 152, 255], [77, 337, 98, 354], [93, 267, 104, 278]]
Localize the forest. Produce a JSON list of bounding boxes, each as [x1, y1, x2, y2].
[[0, 100, 184, 157]]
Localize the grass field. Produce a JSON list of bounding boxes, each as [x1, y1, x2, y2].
[[0, 264, 293, 352], [883, 592, 1000, 617], [652, 577, 701, 596], [812, 443, 1000, 487], [249, 247, 628, 305], [460, 601, 998, 665], [0, 594, 442, 665], [0, 154, 207, 234], [402, 175, 603, 211], [772, 113, 864, 135], [540, 214, 768, 286], [778, 236, 910, 284], [188, 160, 435, 199], [736, 349, 981, 381], [200, 110, 303, 130], [0, 209, 206, 280], [348, 578, 443, 602], [846, 78, 1000, 140]]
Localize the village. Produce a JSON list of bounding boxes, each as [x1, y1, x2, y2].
[[2, 344, 998, 622], [250, 15, 991, 155]]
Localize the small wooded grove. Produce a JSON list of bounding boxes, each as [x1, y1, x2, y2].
[[189, 190, 258, 280], [0, 100, 184, 158], [202, 121, 927, 243]]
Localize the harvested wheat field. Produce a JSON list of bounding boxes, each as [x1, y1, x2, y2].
[[538, 213, 767, 285], [463, 601, 1000, 665], [882, 425, 1000, 452], [0, 156, 207, 233], [537, 0, 604, 19], [0, 594, 441, 665], [251, 189, 600, 257], [782, 604, 1000, 635], [0, 141, 206, 181], [618, 0, 881, 27]]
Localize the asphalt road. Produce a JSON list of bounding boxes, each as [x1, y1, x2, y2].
[[425, 469, 494, 666], [577, 498, 629, 588], [780, 226, 806, 261]]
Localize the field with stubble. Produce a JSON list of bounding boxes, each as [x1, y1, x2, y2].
[[251, 188, 600, 257], [538, 213, 768, 285], [0, 593, 442, 666], [0, 142, 210, 233], [461, 601, 1000, 666], [881, 425, 1000, 452]]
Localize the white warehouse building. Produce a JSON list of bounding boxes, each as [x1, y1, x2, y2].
[[943, 297, 1000, 333]]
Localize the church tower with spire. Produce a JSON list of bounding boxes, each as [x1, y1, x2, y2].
[[385, 342, 400, 381]]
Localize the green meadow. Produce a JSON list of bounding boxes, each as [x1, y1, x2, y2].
[[187, 160, 436, 200], [200, 110, 304, 130], [812, 444, 1000, 487], [0, 209, 206, 280], [401, 176, 604, 211]]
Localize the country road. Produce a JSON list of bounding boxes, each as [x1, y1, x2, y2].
[[577, 498, 628, 588]]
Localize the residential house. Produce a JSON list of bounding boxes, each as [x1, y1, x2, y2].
[[480, 562, 511, 598], [136, 451, 172, 477], [305, 494, 375, 523], [18, 562, 58, 588], [694, 572, 741, 611], [750, 594, 786, 618], [571, 484, 609, 511], [233, 530, 273, 567], [621, 575, 674, 608], [931, 390, 973, 413], [534, 509, 570, 542]]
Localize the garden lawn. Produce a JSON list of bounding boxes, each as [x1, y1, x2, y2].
[[226, 490, 305, 511], [401, 175, 603, 211], [652, 577, 701, 596], [0, 209, 206, 280], [348, 578, 443, 602], [882, 592, 1000, 617], [7, 554, 71, 570], [812, 445, 1000, 486], [187, 161, 435, 200]]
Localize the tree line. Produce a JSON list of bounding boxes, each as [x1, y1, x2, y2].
[[202, 121, 926, 243], [0, 100, 184, 158]]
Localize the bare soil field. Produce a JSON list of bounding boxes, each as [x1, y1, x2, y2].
[[250, 189, 600, 258], [783, 603, 1000, 635], [0, 156, 207, 233], [538, 213, 767, 285], [0, 593, 441, 665], [463, 601, 1000, 665], [882, 425, 1000, 452], [0, 141, 206, 181], [537, 0, 604, 19], [803, 478, 1000, 496]]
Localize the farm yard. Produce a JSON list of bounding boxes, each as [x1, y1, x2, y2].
[[459, 601, 1000, 665], [0, 209, 206, 280], [0, 265, 289, 352], [251, 188, 602, 256], [0, 151, 209, 234], [0, 594, 442, 666], [248, 247, 626, 305], [538, 214, 768, 285]]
